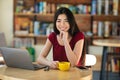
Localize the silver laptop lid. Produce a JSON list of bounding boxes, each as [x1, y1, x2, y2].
[[0, 47, 34, 70]]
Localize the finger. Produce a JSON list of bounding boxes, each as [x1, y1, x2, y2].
[[51, 61, 58, 68], [60, 32, 63, 39]]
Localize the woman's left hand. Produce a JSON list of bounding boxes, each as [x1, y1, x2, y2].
[[60, 31, 69, 42]]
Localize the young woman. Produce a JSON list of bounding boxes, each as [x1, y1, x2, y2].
[[37, 7, 85, 69]]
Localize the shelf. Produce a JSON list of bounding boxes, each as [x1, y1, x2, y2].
[[93, 15, 120, 21], [75, 14, 91, 21], [13, 0, 120, 45], [36, 13, 54, 22], [14, 13, 91, 22], [14, 13, 35, 17], [37, 0, 91, 5], [92, 36, 120, 39], [14, 34, 47, 39]]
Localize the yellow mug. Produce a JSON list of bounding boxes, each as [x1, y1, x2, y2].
[[58, 62, 70, 71]]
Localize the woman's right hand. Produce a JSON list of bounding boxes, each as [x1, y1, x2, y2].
[[48, 61, 59, 69]]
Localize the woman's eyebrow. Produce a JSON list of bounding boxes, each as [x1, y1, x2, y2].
[[57, 18, 68, 20]]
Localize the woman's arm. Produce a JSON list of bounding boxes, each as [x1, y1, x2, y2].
[[37, 39, 59, 69], [64, 39, 84, 66], [61, 31, 84, 66]]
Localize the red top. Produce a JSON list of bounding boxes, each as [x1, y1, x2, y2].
[[48, 32, 84, 66]]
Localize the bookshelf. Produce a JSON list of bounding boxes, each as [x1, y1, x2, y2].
[[13, 0, 120, 46], [93, 15, 120, 21], [91, 0, 120, 40], [13, 0, 91, 45]]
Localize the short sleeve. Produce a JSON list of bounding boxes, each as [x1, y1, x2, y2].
[[48, 32, 56, 44], [73, 32, 84, 43]]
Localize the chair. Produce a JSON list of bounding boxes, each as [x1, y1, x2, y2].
[[107, 52, 120, 80], [82, 36, 97, 67], [85, 54, 97, 67], [0, 32, 7, 64], [0, 32, 7, 47], [77, 54, 97, 70]]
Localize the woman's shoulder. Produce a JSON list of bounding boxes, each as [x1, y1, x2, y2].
[[74, 32, 84, 39], [71, 32, 84, 45], [48, 32, 56, 37], [48, 32, 57, 42]]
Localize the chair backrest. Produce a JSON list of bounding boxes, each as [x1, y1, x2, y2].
[[0, 32, 7, 47], [85, 54, 97, 66], [0, 32, 7, 63]]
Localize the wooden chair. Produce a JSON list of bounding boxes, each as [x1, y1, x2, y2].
[[107, 52, 120, 80], [83, 36, 97, 67], [85, 54, 97, 67], [0, 32, 7, 64]]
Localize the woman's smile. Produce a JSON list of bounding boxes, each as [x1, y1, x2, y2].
[[56, 14, 70, 32]]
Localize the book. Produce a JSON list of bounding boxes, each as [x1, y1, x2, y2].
[[92, 21, 98, 35], [111, 47, 120, 72], [97, 0, 102, 15], [105, 0, 109, 15], [46, 23, 54, 36], [15, 17, 31, 35], [29, 21, 34, 34], [112, 22, 118, 36], [91, 0, 97, 15], [109, 0, 113, 15], [39, 2, 44, 14], [13, 38, 33, 48], [34, 21, 40, 35], [40, 23, 49, 35], [15, 0, 24, 13], [113, 0, 119, 15], [111, 57, 120, 72], [43, 1, 47, 14], [34, 3, 39, 13], [104, 21, 110, 37], [97, 21, 104, 37], [51, 3, 56, 13], [76, 4, 84, 14]]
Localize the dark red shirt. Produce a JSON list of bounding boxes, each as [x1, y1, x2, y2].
[[48, 32, 84, 65]]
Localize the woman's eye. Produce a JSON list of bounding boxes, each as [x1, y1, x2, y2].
[[56, 20, 60, 22]]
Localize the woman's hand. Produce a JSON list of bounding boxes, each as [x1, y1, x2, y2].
[[60, 31, 69, 43], [48, 61, 59, 69]]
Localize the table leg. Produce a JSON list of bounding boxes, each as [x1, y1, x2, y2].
[[100, 46, 107, 80]]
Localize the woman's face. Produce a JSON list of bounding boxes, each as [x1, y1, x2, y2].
[[56, 14, 70, 32]]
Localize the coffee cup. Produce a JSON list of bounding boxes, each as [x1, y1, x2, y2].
[[58, 62, 70, 71]]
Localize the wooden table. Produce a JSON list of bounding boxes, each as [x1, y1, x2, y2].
[[93, 39, 120, 80], [0, 66, 92, 80]]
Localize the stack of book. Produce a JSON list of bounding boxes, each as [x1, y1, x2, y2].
[[92, 21, 120, 37], [91, 0, 119, 16], [109, 47, 120, 72]]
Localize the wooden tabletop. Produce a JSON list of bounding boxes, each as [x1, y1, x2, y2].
[[0, 66, 92, 80], [93, 39, 120, 47]]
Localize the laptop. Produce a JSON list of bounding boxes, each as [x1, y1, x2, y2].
[[0, 47, 47, 70]]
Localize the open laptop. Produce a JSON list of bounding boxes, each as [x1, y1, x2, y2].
[[0, 47, 47, 70]]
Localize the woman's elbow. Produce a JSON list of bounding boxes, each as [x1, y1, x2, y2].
[[36, 57, 40, 64]]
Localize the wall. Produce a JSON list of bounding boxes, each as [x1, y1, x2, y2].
[[0, 0, 13, 47], [0, 0, 102, 61]]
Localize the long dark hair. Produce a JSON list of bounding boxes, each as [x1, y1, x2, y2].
[[53, 7, 80, 36], [81, 37, 87, 66]]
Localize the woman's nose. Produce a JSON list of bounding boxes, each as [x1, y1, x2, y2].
[[60, 21, 65, 26]]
